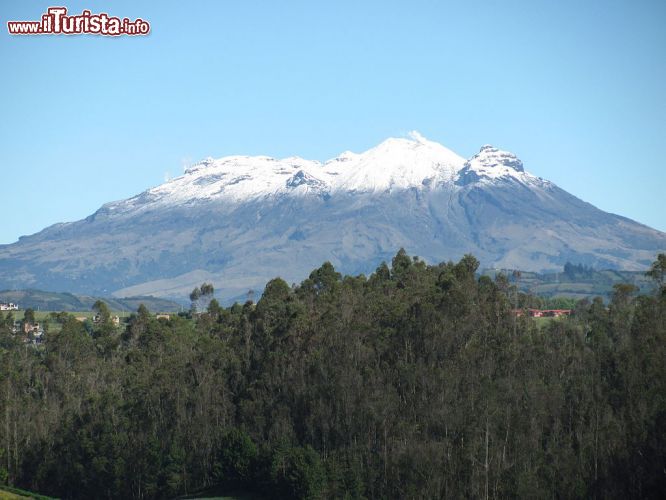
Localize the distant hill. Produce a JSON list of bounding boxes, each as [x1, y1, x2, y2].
[[0, 289, 183, 313], [482, 267, 655, 301], [1, 266, 652, 315]]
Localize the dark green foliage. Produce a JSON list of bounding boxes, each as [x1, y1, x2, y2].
[[269, 443, 325, 500], [646, 253, 666, 282], [0, 252, 664, 499], [23, 308, 35, 325], [564, 261, 595, 279], [213, 429, 257, 487]]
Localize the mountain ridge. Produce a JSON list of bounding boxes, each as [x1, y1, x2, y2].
[[1, 133, 664, 300]]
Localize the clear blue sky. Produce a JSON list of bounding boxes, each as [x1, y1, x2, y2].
[[1, 0, 664, 244]]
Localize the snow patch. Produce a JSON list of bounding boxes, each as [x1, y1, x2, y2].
[[110, 135, 549, 212]]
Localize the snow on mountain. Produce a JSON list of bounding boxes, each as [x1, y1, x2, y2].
[[455, 145, 548, 187], [2, 132, 664, 301], [124, 154, 324, 208], [325, 131, 465, 193], [105, 131, 493, 213]]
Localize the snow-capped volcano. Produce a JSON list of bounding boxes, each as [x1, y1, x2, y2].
[[0, 133, 664, 301], [111, 131, 466, 212]]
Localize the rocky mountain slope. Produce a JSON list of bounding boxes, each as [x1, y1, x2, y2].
[[1, 132, 663, 300]]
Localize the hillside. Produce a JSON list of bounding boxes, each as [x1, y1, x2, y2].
[[0, 289, 183, 312], [482, 267, 656, 301]]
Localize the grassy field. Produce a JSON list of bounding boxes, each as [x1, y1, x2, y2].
[[0, 485, 56, 500], [0, 491, 27, 500], [181, 490, 265, 500], [8, 310, 131, 322], [3, 309, 133, 335]]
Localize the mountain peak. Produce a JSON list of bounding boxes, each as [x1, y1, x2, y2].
[[325, 132, 465, 193], [453, 145, 541, 187], [285, 170, 327, 194], [471, 145, 524, 172], [370, 131, 448, 153]]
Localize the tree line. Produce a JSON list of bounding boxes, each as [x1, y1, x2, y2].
[[0, 251, 664, 499]]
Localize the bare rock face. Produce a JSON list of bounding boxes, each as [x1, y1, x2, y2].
[[0, 134, 664, 301]]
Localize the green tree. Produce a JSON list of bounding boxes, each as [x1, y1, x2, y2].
[[190, 282, 215, 313], [23, 308, 35, 325], [212, 429, 257, 487], [646, 253, 666, 295], [270, 444, 325, 500], [92, 300, 111, 324]]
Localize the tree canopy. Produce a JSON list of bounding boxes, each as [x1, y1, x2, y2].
[[0, 251, 664, 499]]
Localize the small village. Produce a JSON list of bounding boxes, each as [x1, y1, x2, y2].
[[1, 299, 573, 348], [1, 302, 173, 346], [512, 308, 572, 318]]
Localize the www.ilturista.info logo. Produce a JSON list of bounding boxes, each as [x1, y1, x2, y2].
[[7, 7, 150, 36]]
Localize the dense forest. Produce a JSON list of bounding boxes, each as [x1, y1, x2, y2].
[[1, 251, 664, 499]]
